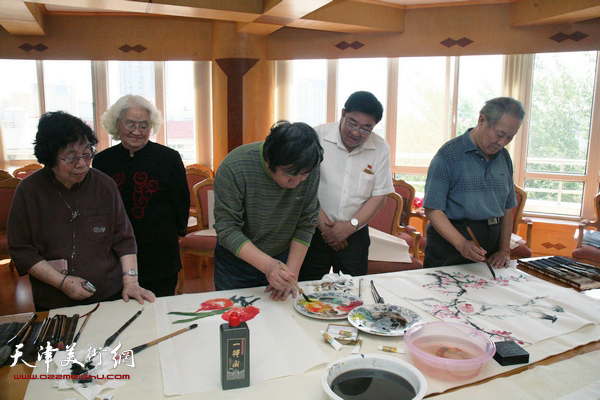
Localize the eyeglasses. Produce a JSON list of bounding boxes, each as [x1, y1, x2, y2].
[[345, 118, 372, 136], [57, 151, 95, 165], [121, 120, 150, 132]]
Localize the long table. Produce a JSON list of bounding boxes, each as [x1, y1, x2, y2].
[[1, 260, 599, 400]]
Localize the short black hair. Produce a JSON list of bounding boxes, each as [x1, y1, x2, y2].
[[344, 91, 384, 124], [33, 111, 98, 168], [263, 121, 323, 176]]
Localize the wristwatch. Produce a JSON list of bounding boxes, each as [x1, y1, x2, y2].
[[350, 218, 359, 230], [123, 269, 139, 276]]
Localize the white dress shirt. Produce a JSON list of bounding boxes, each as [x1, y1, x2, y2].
[[315, 121, 394, 222]]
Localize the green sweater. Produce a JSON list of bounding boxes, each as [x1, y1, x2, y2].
[[214, 142, 320, 256]]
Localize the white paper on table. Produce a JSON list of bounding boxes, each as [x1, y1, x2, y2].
[[153, 287, 329, 396], [378, 263, 600, 346], [368, 227, 412, 263]]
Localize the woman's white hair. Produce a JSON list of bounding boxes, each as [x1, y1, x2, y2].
[[101, 94, 163, 141]]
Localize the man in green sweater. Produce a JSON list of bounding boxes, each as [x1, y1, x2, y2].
[[213, 121, 324, 300]]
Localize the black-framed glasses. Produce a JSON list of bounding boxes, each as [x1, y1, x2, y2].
[[345, 118, 372, 136], [57, 151, 95, 165], [121, 120, 150, 132]]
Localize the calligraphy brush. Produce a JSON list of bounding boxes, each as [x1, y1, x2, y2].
[[73, 303, 100, 343], [277, 261, 313, 301], [103, 308, 144, 348], [128, 324, 198, 356], [0, 313, 37, 366], [466, 226, 496, 279]]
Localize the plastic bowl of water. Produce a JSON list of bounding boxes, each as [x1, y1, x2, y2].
[[404, 321, 496, 381], [321, 353, 427, 400]]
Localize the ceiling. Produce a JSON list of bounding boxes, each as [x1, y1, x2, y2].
[[1, 0, 599, 36]]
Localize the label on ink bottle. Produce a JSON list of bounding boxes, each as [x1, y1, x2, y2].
[[225, 338, 247, 381]]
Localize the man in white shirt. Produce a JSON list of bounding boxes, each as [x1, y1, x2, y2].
[[299, 91, 394, 280]]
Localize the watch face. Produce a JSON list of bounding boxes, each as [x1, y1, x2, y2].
[[351, 219, 359, 227]]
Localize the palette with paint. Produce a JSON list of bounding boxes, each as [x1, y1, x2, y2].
[[294, 292, 364, 320], [347, 304, 423, 336]]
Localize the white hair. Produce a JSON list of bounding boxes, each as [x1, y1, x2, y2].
[[101, 94, 163, 141]]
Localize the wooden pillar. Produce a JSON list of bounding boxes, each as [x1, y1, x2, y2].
[[211, 21, 274, 170]]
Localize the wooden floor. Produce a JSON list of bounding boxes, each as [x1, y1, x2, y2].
[[0, 256, 215, 317]]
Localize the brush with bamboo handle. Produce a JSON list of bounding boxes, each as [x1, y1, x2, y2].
[[466, 226, 497, 279]]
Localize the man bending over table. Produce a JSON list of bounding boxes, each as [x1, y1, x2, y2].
[[423, 97, 525, 268], [213, 121, 323, 300]]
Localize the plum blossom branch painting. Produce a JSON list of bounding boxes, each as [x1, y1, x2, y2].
[[379, 264, 600, 346]]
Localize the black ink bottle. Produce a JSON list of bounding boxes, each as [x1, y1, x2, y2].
[[220, 311, 250, 390]]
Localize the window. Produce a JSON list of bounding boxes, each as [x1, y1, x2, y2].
[[338, 58, 387, 137], [0, 60, 40, 163], [165, 61, 196, 163], [43, 61, 94, 127], [290, 59, 327, 127], [523, 51, 598, 217], [108, 61, 156, 106], [456, 55, 503, 135], [396, 56, 453, 169]]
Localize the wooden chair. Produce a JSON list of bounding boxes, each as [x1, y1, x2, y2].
[[0, 178, 21, 272], [186, 164, 214, 179], [12, 163, 42, 179], [572, 192, 600, 266], [0, 170, 12, 181], [185, 166, 214, 233], [510, 184, 533, 259], [368, 192, 423, 273], [177, 179, 217, 294], [393, 179, 428, 259]]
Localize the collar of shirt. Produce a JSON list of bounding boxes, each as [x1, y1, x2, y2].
[[323, 121, 377, 154], [461, 128, 501, 162]]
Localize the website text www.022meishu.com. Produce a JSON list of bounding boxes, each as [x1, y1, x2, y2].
[[13, 374, 130, 380]]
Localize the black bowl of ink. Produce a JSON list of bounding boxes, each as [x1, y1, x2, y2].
[[321, 354, 427, 400]]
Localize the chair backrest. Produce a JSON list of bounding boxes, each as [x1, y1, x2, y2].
[[512, 184, 527, 234], [589, 192, 600, 230], [392, 179, 415, 227], [192, 179, 214, 230], [186, 167, 213, 210], [0, 178, 21, 230], [12, 163, 42, 179], [0, 170, 12, 181], [186, 164, 214, 179], [369, 192, 403, 236]]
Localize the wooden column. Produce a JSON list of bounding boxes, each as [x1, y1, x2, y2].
[[211, 21, 274, 169], [215, 58, 259, 152]]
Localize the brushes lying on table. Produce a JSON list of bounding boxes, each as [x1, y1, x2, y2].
[[128, 324, 198, 356]]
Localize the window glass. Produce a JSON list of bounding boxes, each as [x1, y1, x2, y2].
[[396, 57, 453, 168], [524, 179, 584, 217], [524, 51, 596, 216], [456, 55, 503, 135], [290, 59, 326, 127], [0, 60, 40, 161], [108, 61, 156, 146], [527, 52, 595, 175], [43, 60, 94, 127], [393, 173, 427, 199], [165, 61, 196, 163], [338, 58, 387, 137], [108, 61, 156, 105]]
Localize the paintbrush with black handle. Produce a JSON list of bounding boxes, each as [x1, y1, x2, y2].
[[466, 226, 496, 279], [103, 308, 144, 348]]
